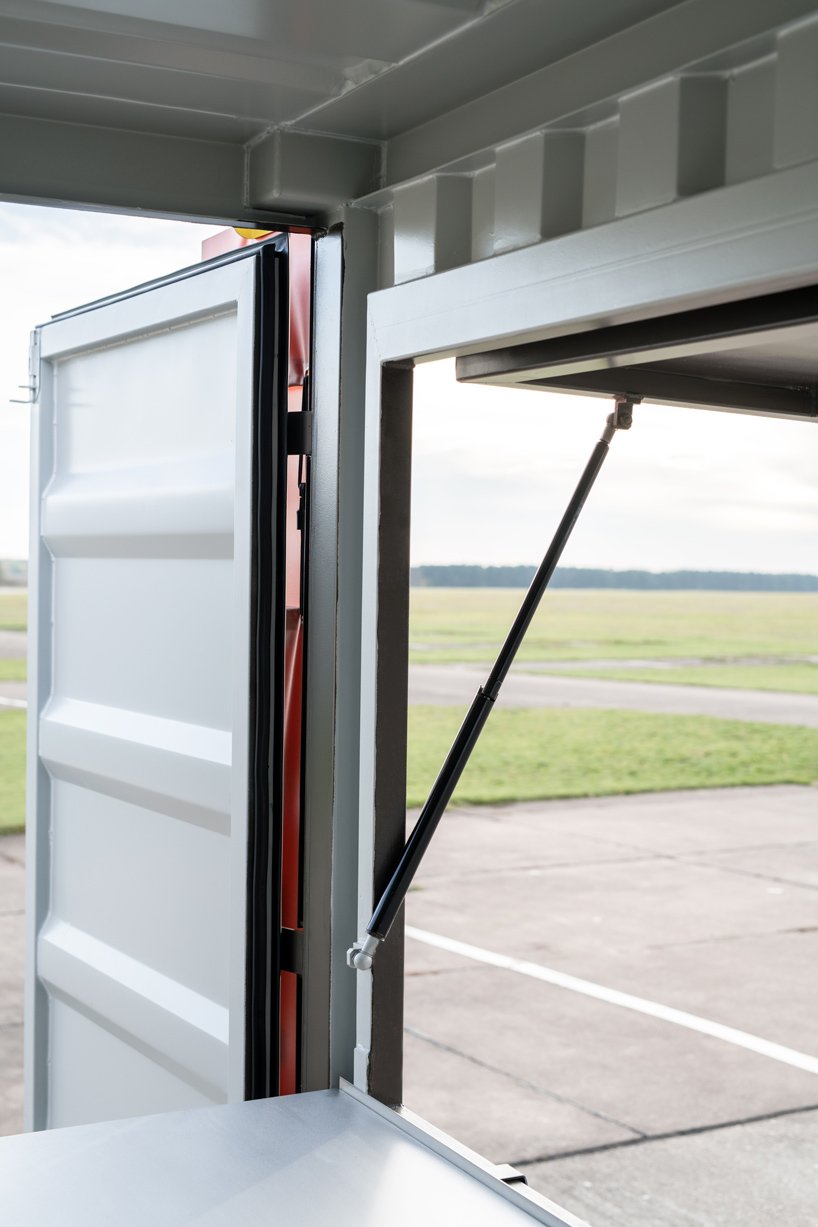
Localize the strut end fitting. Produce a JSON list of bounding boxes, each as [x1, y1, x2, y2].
[[347, 933, 381, 971], [613, 396, 639, 430]]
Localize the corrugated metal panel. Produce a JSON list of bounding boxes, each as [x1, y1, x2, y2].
[[24, 254, 275, 1129], [375, 8, 818, 285]]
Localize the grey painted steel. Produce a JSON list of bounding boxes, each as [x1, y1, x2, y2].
[[299, 234, 340, 1091], [327, 210, 381, 1090], [0, 112, 270, 226], [365, 161, 818, 364], [248, 130, 381, 218], [374, 3, 818, 280], [25, 259, 262, 1129], [456, 285, 818, 422], [366, 363, 413, 1105], [297, 0, 681, 142], [0, 1089, 585, 1227], [2, 0, 813, 233], [382, 0, 818, 189]]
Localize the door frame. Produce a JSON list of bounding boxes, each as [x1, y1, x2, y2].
[[352, 159, 818, 1099]]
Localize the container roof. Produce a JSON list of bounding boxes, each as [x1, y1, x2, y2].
[[0, 0, 685, 221], [0, 0, 680, 143]]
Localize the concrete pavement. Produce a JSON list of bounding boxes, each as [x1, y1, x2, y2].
[[526, 1108, 818, 1227], [403, 785, 818, 1224], [409, 663, 818, 727]]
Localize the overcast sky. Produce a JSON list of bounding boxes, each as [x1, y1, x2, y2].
[[412, 362, 818, 572], [1, 202, 817, 573]]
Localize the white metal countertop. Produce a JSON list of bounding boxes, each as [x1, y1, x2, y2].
[[0, 1087, 584, 1226]]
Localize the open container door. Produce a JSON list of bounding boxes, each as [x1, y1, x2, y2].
[[24, 238, 289, 1130]]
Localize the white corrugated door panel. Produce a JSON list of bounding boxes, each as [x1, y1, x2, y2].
[[24, 249, 285, 1130]]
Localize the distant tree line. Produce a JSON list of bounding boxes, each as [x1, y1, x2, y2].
[[410, 565, 818, 592]]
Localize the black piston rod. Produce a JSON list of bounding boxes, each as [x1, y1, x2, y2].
[[348, 399, 635, 971]]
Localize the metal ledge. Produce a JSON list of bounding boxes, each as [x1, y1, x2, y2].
[[456, 284, 818, 421], [0, 1088, 585, 1226]]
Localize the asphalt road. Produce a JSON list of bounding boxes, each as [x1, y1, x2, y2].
[[9, 666, 818, 723], [0, 683, 26, 706], [0, 632, 25, 660], [409, 663, 818, 727]]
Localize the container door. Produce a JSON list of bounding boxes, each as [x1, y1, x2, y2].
[[24, 242, 289, 1129]]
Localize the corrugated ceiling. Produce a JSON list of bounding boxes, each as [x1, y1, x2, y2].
[[0, 0, 683, 144]]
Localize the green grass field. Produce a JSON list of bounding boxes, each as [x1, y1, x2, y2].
[[409, 588, 818, 665], [409, 589, 818, 698], [0, 711, 25, 833], [0, 659, 26, 681], [404, 589, 818, 805], [0, 591, 27, 632], [407, 706, 818, 807]]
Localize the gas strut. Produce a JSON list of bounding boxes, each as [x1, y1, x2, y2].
[[348, 397, 636, 972]]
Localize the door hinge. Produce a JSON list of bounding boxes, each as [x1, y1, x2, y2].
[[280, 927, 304, 975], [287, 411, 313, 456], [11, 330, 40, 404]]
